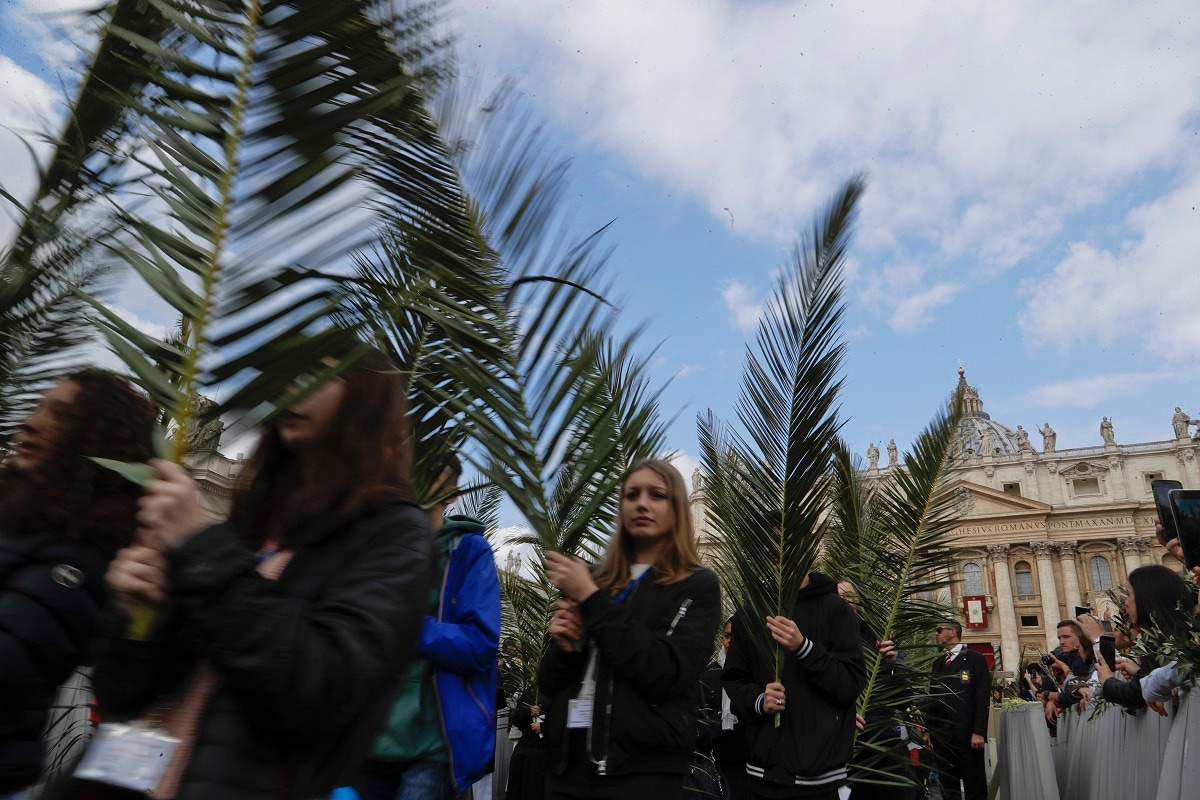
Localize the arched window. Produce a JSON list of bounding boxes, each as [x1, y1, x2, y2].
[[1089, 556, 1113, 591], [962, 562, 984, 595], [1014, 561, 1035, 596]]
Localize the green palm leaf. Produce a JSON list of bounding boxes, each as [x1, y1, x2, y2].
[[1, 0, 178, 277], [61, 0, 470, 457], [0, 229, 116, 445], [821, 390, 964, 788], [700, 176, 864, 690], [498, 564, 554, 701], [417, 87, 669, 564], [0, 0, 182, 440]]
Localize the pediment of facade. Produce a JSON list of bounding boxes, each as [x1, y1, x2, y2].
[[940, 480, 1052, 519], [1058, 460, 1110, 478]]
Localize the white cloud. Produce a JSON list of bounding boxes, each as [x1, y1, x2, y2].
[[102, 303, 172, 342], [889, 283, 961, 333], [4, 0, 101, 71], [720, 279, 763, 333], [1018, 372, 1174, 409], [454, 0, 1200, 335], [859, 260, 960, 333], [0, 56, 57, 235], [673, 363, 697, 378], [1018, 174, 1200, 360]]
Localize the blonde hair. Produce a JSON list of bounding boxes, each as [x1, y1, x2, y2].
[[592, 459, 702, 590]]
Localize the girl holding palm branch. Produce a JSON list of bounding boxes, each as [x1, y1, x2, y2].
[[539, 459, 721, 800]]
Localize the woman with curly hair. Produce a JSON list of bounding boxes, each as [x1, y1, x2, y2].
[[539, 459, 721, 800], [0, 370, 155, 795], [63, 348, 434, 800]]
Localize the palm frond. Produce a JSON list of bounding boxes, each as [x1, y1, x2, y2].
[[701, 175, 865, 682], [0, 227, 117, 444], [822, 390, 965, 787], [451, 480, 503, 531], [497, 564, 554, 701], [1, 0, 178, 278], [414, 87, 669, 565], [56, 0, 469, 459]]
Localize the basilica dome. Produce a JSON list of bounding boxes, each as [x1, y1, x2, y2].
[[952, 368, 1024, 456]]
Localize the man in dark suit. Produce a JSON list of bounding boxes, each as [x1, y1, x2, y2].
[[927, 621, 990, 800]]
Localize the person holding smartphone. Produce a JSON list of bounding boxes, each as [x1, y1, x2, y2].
[[1076, 565, 1192, 714]]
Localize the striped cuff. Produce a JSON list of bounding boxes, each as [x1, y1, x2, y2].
[[745, 763, 847, 787], [756, 693, 767, 715], [794, 638, 814, 659]]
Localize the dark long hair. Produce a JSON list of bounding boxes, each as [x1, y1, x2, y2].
[[1127, 564, 1193, 638], [0, 370, 156, 553], [228, 348, 413, 545]]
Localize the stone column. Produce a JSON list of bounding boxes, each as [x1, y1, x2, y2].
[[1055, 543, 1082, 611], [1118, 536, 1142, 573], [1031, 541, 1062, 650], [988, 544, 1020, 674]]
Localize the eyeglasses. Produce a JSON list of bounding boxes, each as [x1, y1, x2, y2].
[[934, 626, 952, 633]]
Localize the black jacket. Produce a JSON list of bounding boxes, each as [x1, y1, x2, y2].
[[1101, 657, 1151, 712], [538, 566, 721, 778], [722, 572, 866, 788], [79, 498, 433, 800], [0, 528, 110, 792], [929, 645, 990, 744]]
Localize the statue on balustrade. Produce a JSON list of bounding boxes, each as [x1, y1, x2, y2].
[[1038, 422, 1056, 453], [1173, 407, 1190, 439]]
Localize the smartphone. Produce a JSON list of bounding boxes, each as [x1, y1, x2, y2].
[[1074, 605, 1091, 618], [1169, 489, 1200, 570], [1152, 479, 1184, 545], [1097, 634, 1116, 670]]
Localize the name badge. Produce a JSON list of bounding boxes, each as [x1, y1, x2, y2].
[[567, 697, 594, 729], [960, 671, 971, 682], [75, 723, 180, 792]]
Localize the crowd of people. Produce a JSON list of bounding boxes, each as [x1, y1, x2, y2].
[[2, 360, 1198, 800], [1020, 563, 1197, 726]]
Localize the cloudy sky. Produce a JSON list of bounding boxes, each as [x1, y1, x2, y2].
[[2, 1, 1198, 521]]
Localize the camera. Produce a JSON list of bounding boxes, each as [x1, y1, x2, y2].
[[1040, 653, 1055, 666]]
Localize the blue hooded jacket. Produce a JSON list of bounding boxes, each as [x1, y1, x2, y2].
[[415, 516, 501, 791]]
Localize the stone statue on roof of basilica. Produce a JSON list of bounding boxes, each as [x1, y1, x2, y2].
[[1038, 422, 1056, 453], [1174, 407, 1190, 439]]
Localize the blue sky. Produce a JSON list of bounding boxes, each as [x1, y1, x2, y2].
[[2, 1, 1199, 528]]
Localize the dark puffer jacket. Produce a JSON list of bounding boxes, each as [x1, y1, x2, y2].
[[538, 566, 721, 778], [722, 572, 866, 789], [74, 498, 433, 800], [0, 528, 109, 793]]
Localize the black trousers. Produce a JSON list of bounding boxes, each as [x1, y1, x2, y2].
[[544, 768, 685, 800], [746, 777, 846, 800], [933, 741, 985, 800]]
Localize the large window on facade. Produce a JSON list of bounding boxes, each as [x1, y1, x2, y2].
[[1014, 561, 1034, 596], [962, 562, 984, 595], [1089, 556, 1113, 591]]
